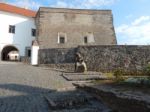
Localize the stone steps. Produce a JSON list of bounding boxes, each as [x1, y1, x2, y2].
[[74, 83, 150, 112], [62, 72, 108, 81], [44, 90, 111, 112]]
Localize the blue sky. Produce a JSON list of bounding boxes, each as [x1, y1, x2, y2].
[[2, 0, 150, 45]]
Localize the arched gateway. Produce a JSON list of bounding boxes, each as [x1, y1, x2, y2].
[[1, 45, 19, 61]]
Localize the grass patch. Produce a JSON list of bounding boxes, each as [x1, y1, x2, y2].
[[104, 72, 114, 78], [91, 80, 114, 85]]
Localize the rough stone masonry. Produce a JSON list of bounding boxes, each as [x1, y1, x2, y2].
[[39, 45, 150, 72], [35, 7, 150, 72], [35, 7, 117, 49]]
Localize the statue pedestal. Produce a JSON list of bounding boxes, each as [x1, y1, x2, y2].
[[76, 61, 87, 73]]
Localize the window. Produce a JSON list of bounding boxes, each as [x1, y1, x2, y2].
[[84, 32, 95, 44], [84, 36, 88, 43], [59, 37, 65, 43], [9, 25, 15, 33], [32, 29, 36, 36], [26, 47, 31, 57], [87, 32, 95, 43], [58, 32, 67, 44], [27, 49, 31, 57]]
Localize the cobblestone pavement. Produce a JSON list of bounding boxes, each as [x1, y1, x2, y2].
[[0, 62, 111, 112]]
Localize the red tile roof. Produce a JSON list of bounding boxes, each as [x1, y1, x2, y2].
[[0, 3, 36, 17]]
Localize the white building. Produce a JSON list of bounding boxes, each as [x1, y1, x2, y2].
[[0, 3, 36, 61], [8, 51, 19, 61]]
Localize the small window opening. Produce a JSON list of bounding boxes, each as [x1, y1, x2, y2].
[[84, 36, 88, 43], [9, 25, 15, 34], [27, 49, 31, 57], [32, 29, 36, 36], [59, 37, 65, 44]]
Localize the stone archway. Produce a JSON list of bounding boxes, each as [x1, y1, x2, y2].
[[1, 45, 19, 61]]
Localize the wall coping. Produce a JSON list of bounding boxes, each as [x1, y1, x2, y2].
[[38, 7, 112, 15]]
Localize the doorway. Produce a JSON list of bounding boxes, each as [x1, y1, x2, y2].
[[1, 45, 19, 61]]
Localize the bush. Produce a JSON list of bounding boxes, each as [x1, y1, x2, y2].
[[124, 77, 150, 86], [114, 69, 143, 77], [113, 69, 125, 81], [143, 64, 150, 76], [124, 71, 143, 76]]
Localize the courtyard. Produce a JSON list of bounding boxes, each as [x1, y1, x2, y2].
[[0, 62, 110, 112]]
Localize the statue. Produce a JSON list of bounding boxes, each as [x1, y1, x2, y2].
[[75, 52, 87, 72]]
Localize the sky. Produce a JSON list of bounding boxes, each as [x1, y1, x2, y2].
[[1, 0, 150, 45]]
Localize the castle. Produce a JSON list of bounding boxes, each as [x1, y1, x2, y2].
[[36, 7, 117, 49], [0, 3, 117, 62]]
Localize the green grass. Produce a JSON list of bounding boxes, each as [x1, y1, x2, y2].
[[104, 72, 114, 78]]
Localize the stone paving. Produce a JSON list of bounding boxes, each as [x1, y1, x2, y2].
[[0, 62, 74, 94], [62, 72, 107, 81], [0, 61, 111, 112], [74, 82, 150, 112]]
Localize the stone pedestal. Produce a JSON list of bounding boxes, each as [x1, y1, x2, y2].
[[76, 61, 87, 73]]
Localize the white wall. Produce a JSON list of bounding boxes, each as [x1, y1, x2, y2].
[[0, 11, 36, 59]]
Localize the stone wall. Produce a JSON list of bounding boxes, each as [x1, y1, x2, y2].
[[38, 45, 150, 72], [38, 48, 76, 64], [40, 63, 75, 72], [77, 45, 150, 72], [36, 8, 117, 49]]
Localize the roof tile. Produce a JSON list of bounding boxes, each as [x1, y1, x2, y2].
[[0, 3, 36, 17]]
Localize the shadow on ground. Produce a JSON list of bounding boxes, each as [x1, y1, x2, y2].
[[0, 84, 56, 112], [0, 83, 111, 112]]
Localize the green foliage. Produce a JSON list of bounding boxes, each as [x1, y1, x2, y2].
[[114, 69, 124, 78], [123, 71, 143, 76], [124, 77, 150, 86], [143, 64, 150, 76], [104, 72, 114, 78], [113, 69, 144, 77], [113, 69, 125, 82]]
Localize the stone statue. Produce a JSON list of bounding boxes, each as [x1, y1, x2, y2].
[[75, 52, 87, 72]]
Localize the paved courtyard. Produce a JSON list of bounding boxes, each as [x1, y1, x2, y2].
[[0, 61, 111, 112], [0, 62, 74, 112], [0, 61, 74, 93]]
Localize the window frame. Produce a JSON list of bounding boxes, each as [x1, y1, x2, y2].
[[59, 36, 65, 44], [84, 32, 95, 44], [84, 36, 88, 44], [31, 28, 36, 37], [27, 49, 31, 57], [58, 32, 67, 44], [25, 47, 31, 57], [9, 25, 15, 34]]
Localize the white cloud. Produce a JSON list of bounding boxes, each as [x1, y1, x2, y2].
[[51, 0, 118, 9], [5, 0, 118, 10], [7, 0, 41, 10], [116, 16, 150, 45], [132, 16, 150, 25], [80, 0, 117, 8], [116, 24, 129, 33], [54, 1, 68, 8]]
